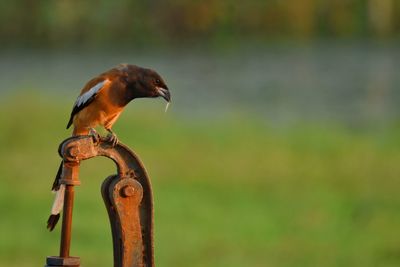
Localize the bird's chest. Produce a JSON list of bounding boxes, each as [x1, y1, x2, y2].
[[76, 94, 123, 127], [94, 97, 124, 126]]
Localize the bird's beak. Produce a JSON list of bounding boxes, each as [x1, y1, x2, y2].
[[157, 87, 171, 102]]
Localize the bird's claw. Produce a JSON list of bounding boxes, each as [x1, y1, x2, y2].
[[89, 128, 101, 144], [106, 132, 119, 147]]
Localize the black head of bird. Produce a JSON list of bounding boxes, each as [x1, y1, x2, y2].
[[120, 64, 171, 103]]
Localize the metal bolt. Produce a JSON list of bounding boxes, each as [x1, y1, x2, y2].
[[121, 186, 135, 197], [68, 146, 79, 157]]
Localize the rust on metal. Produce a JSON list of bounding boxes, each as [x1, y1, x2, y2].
[[122, 185, 136, 197], [59, 185, 75, 258], [46, 135, 155, 267], [102, 176, 145, 266], [46, 256, 80, 266], [59, 161, 80, 186]]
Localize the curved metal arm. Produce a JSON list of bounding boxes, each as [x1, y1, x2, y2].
[[47, 135, 154, 267]]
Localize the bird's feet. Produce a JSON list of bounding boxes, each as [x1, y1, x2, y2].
[[106, 129, 119, 147], [89, 128, 101, 144]]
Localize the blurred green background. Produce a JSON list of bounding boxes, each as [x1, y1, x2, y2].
[[1, 1, 400, 267]]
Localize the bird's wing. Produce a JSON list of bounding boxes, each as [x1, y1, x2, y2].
[[66, 79, 110, 129]]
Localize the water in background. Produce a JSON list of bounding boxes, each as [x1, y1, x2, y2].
[[1, 42, 399, 126]]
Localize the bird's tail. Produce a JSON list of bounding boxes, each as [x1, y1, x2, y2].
[[51, 161, 63, 192], [47, 161, 64, 231], [47, 184, 65, 231]]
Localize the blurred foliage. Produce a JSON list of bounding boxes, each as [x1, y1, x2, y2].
[[0, 1, 399, 265], [1, 0, 400, 48], [0, 94, 400, 266]]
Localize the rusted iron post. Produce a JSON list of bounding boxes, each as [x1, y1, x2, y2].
[[45, 136, 154, 267], [59, 185, 74, 258], [58, 160, 81, 260]]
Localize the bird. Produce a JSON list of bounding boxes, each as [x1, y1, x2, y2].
[[47, 64, 171, 231]]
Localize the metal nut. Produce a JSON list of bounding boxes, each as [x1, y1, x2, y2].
[[121, 186, 135, 197], [68, 146, 79, 157]]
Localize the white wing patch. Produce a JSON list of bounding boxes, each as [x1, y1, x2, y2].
[[74, 79, 109, 108]]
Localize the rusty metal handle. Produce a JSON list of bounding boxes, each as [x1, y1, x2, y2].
[[102, 175, 146, 267], [46, 136, 155, 267]]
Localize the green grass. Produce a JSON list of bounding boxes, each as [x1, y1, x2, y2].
[[0, 93, 400, 267]]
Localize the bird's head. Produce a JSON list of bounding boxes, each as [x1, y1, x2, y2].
[[120, 64, 171, 103]]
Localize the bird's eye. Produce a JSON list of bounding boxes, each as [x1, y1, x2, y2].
[[155, 79, 161, 85]]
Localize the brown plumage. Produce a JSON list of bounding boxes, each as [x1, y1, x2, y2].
[[47, 64, 171, 231]]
